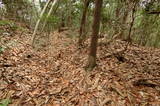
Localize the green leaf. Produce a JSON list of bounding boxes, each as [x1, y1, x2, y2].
[[0, 47, 5, 54], [0, 99, 11, 106]]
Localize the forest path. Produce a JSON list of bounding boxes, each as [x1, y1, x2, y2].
[[44, 31, 160, 105], [0, 27, 160, 106]]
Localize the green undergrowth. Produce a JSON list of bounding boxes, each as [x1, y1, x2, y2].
[[0, 20, 25, 32], [0, 20, 17, 29], [0, 20, 13, 26], [0, 98, 11, 106]]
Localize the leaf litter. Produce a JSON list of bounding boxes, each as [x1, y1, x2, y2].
[[0, 24, 160, 106]]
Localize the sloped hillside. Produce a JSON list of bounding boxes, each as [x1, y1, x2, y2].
[[0, 22, 160, 106]]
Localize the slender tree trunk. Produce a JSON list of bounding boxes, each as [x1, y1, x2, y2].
[[67, 0, 72, 27], [118, 9, 129, 39], [41, 0, 58, 33], [58, 13, 65, 32], [78, 0, 90, 46], [39, 0, 44, 9], [31, 0, 51, 46], [113, 1, 121, 36], [124, 2, 138, 50], [87, 0, 103, 71], [126, 2, 137, 42]]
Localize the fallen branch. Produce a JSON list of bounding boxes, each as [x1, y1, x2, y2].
[[100, 98, 112, 106], [133, 79, 160, 88]]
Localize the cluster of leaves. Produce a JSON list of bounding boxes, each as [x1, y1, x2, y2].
[[0, 25, 160, 105], [0, 20, 23, 54], [0, 99, 11, 106], [0, 46, 4, 54], [0, 20, 18, 32], [99, 0, 160, 47], [41, 13, 60, 27], [133, 1, 160, 47]]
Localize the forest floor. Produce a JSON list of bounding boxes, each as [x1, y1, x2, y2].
[[0, 21, 160, 106]]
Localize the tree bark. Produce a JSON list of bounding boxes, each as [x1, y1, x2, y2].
[[126, 2, 137, 42], [67, 0, 72, 27], [41, 0, 59, 33], [87, 0, 103, 71], [31, 0, 51, 46], [78, 0, 90, 46]]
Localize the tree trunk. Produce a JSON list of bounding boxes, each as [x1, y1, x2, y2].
[[31, 0, 51, 46], [118, 9, 129, 39], [78, 0, 90, 46], [67, 0, 72, 27], [87, 0, 103, 71], [41, 0, 59, 33], [126, 2, 137, 42], [58, 13, 65, 32], [113, 1, 122, 36]]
